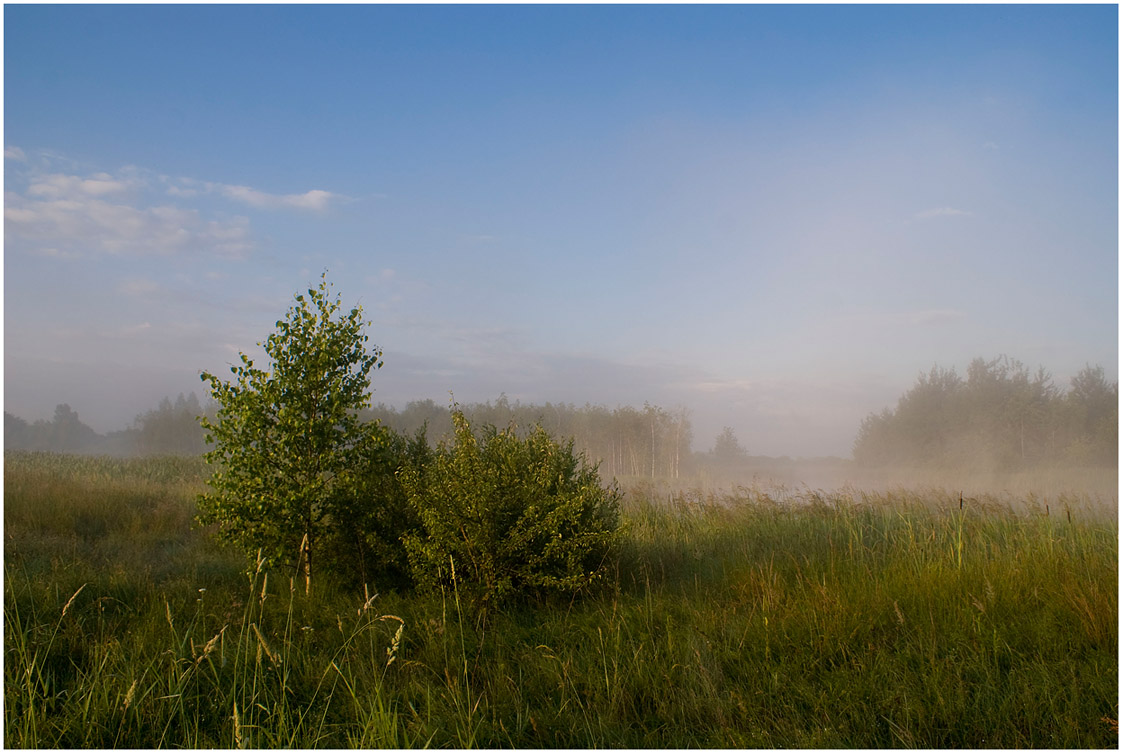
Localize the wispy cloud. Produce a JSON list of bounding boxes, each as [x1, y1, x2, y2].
[[4, 154, 345, 258], [914, 206, 973, 220], [208, 183, 341, 212], [28, 172, 137, 199], [5, 184, 254, 258], [164, 175, 343, 211], [165, 184, 199, 198]]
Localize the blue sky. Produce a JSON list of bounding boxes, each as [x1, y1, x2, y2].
[[4, 4, 1118, 457]]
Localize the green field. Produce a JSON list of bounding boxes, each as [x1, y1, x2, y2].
[[4, 451, 1117, 748]]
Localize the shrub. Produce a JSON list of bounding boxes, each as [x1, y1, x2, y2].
[[400, 409, 621, 611], [321, 424, 431, 591]]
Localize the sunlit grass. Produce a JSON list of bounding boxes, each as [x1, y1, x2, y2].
[[4, 452, 1117, 747]]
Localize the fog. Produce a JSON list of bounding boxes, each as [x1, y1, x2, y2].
[[4, 336, 906, 459], [6, 352, 1117, 510]]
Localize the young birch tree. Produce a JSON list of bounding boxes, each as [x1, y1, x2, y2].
[[197, 274, 383, 592]]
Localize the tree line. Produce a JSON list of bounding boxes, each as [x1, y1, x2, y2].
[[853, 356, 1117, 470], [4, 393, 210, 456], [364, 397, 695, 479], [4, 392, 722, 479], [6, 356, 1113, 476]]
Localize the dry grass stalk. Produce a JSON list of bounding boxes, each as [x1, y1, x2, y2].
[[61, 583, 87, 617]]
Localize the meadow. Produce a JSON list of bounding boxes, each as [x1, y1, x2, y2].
[[4, 451, 1117, 748]]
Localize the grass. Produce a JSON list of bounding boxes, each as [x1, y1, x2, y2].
[[4, 450, 1117, 747]]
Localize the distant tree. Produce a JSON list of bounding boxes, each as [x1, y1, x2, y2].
[[5, 411, 32, 449], [667, 406, 693, 478], [197, 274, 385, 592], [853, 356, 1117, 470], [1063, 364, 1118, 464], [133, 393, 207, 455], [713, 426, 748, 465], [50, 404, 99, 452], [362, 397, 696, 482], [853, 408, 897, 466], [2, 404, 105, 453], [897, 365, 964, 466], [363, 398, 451, 441]]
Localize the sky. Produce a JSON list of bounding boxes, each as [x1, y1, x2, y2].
[[3, 4, 1118, 458]]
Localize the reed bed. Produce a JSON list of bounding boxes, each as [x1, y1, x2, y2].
[[4, 452, 1117, 748]]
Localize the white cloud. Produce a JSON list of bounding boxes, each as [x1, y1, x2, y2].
[[28, 172, 136, 199], [4, 153, 341, 259], [914, 206, 973, 220], [166, 185, 199, 198], [161, 175, 341, 211], [200, 216, 254, 258], [210, 183, 340, 212], [5, 184, 253, 258]]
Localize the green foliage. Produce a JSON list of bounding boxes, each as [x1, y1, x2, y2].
[[321, 424, 431, 591], [400, 409, 622, 610], [197, 274, 385, 585]]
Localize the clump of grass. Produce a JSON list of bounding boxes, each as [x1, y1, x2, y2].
[[4, 548, 413, 747], [4, 453, 412, 747]]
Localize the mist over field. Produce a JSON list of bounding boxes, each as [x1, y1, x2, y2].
[[6, 356, 1117, 508], [4, 349, 894, 459]]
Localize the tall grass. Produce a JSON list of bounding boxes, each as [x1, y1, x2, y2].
[[4, 452, 1117, 747]]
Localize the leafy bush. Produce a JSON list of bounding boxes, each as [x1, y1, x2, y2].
[[321, 424, 431, 591], [400, 409, 621, 610]]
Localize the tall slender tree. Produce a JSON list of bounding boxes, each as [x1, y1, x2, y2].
[[197, 274, 383, 592]]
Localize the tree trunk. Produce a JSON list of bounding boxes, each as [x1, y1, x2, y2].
[[299, 531, 312, 596]]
